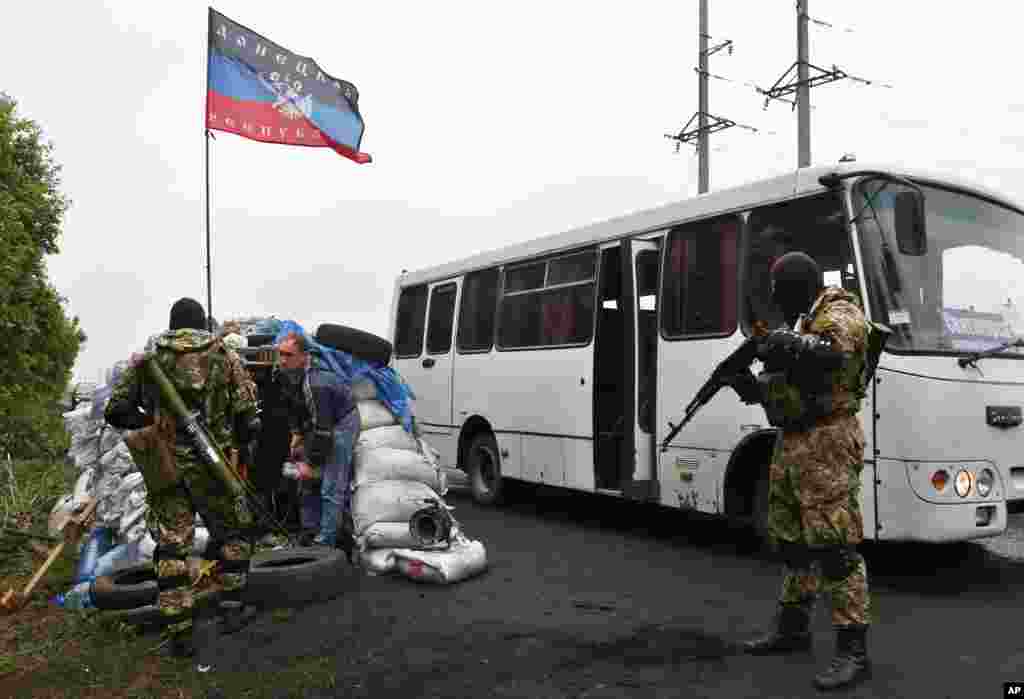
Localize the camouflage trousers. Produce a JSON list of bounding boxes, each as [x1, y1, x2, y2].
[[768, 413, 871, 626], [147, 462, 251, 635]]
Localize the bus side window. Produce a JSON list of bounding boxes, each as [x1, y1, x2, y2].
[[426, 283, 458, 355], [661, 215, 740, 338], [745, 192, 853, 332], [457, 268, 499, 352], [395, 284, 429, 358]]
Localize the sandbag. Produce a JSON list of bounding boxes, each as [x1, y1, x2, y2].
[[99, 427, 122, 455], [357, 521, 450, 551], [392, 537, 488, 585], [49, 494, 76, 537], [358, 400, 398, 431], [355, 425, 419, 453], [70, 437, 101, 470], [359, 547, 397, 575], [351, 480, 443, 535], [353, 447, 442, 491], [72, 468, 95, 508]]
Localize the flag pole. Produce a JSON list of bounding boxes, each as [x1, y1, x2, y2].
[[204, 7, 214, 332], [205, 131, 213, 332]]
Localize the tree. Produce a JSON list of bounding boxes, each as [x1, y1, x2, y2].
[[0, 95, 85, 459]]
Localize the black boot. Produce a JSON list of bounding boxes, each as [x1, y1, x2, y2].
[[813, 624, 871, 691], [743, 603, 813, 655], [336, 512, 355, 563]]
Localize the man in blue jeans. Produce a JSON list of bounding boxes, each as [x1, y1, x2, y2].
[[277, 332, 358, 556]]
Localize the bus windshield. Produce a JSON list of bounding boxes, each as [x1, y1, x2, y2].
[[854, 180, 1024, 357]]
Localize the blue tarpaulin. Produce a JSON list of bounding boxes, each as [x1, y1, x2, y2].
[[263, 319, 415, 433]]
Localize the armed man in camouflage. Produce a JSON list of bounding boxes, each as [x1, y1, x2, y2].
[[743, 252, 885, 692], [105, 298, 261, 657]]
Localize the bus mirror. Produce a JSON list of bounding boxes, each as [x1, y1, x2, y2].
[[894, 190, 927, 256]]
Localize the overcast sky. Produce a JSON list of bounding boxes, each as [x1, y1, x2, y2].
[[5, 1, 1024, 383]]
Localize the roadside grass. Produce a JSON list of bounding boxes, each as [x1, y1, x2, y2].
[[0, 458, 338, 699]]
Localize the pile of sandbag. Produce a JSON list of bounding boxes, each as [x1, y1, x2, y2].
[[351, 378, 487, 585]]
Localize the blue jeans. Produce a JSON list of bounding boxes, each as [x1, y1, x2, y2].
[[299, 427, 355, 546]]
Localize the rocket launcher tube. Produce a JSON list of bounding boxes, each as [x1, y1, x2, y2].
[[141, 355, 294, 541], [141, 356, 245, 498]]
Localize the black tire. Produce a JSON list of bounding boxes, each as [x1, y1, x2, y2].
[[91, 564, 159, 611], [314, 323, 392, 365], [246, 333, 276, 348], [243, 546, 350, 608], [467, 433, 503, 506]]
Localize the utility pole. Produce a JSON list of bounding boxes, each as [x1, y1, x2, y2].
[[697, 0, 710, 192], [760, 0, 848, 169], [796, 0, 810, 167], [666, 0, 744, 193]]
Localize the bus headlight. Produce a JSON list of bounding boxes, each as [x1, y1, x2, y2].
[[931, 469, 949, 492], [954, 469, 973, 498], [976, 468, 995, 498]]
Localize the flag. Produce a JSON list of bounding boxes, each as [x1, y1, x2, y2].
[[206, 8, 371, 164]]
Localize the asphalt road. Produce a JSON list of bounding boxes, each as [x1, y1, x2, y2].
[[195, 478, 1024, 698]]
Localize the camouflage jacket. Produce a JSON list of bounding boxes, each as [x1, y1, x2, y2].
[[760, 286, 869, 429], [105, 329, 259, 463]]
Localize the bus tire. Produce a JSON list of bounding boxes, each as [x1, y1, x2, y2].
[[752, 467, 771, 543], [314, 324, 393, 365], [468, 433, 503, 506]]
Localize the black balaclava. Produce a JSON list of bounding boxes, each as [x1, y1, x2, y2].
[[770, 251, 823, 326], [168, 297, 207, 331]]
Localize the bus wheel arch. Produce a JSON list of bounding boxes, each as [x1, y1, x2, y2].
[[723, 429, 778, 538], [459, 418, 503, 505]]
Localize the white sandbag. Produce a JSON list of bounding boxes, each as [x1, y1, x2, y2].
[[357, 521, 450, 551], [359, 547, 397, 575], [119, 503, 148, 539], [351, 479, 443, 535], [99, 427, 122, 455], [112, 471, 145, 499], [100, 456, 136, 476], [358, 400, 397, 431], [70, 437, 101, 470], [355, 424, 419, 453], [353, 447, 442, 491], [72, 468, 94, 507], [48, 494, 76, 537], [352, 376, 378, 402], [392, 538, 488, 585]]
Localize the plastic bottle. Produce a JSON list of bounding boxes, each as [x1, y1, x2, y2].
[[54, 581, 95, 610], [73, 526, 115, 584]]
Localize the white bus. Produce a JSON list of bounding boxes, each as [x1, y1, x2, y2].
[[389, 162, 1022, 543]]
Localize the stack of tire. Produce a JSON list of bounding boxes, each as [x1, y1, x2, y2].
[[314, 324, 488, 585]]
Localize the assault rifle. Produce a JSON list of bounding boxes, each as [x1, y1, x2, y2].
[[142, 356, 294, 542], [660, 325, 769, 453]]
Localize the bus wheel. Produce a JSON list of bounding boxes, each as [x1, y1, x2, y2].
[[468, 433, 503, 506]]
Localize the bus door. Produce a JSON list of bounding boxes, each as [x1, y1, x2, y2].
[[394, 280, 460, 465], [593, 239, 660, 500], [632, 240, 661, 495]]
